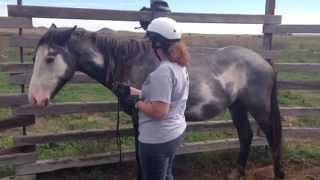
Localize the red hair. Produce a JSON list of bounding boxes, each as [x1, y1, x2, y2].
[[167, 41, 191, 66]]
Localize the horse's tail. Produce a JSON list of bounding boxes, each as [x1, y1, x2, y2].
[[270, 71, 282, 151], [269, 65, 285, 178]]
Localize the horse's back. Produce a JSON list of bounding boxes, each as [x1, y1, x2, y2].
[[213, 46, 275, 110], [186, 46, 275, 121]]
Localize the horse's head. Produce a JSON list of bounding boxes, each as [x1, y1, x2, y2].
[[28, 24, 77, 107]]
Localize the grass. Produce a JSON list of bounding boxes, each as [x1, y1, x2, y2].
[[53, 84, 116, 103]]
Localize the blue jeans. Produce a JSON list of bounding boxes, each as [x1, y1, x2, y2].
[[138, 132, 185, 180]]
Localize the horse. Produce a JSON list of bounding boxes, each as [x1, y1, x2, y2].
[[28, 24, 284, 179]]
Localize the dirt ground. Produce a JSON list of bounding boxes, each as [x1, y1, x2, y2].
[[38, 156, 320, 180]]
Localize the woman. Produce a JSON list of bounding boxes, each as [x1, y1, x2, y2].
[[131, 17, 191, 180]]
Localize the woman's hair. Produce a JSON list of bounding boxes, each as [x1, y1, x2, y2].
[[166, 41, 191, 66]]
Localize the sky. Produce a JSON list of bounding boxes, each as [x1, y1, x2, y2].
[[1, 0, 320, 34]]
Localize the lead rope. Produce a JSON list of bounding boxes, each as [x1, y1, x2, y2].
[[116, 96, 123, 163]]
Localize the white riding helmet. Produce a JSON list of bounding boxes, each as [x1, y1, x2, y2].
[[147, 17, 181, 41], [146, 17, 181, 50]]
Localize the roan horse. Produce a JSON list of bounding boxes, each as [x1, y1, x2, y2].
[[28, 25, 284, 179]]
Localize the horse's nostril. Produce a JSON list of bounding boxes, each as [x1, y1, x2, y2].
[[44, 98, 49, 107], [32, 96, 37, 105]]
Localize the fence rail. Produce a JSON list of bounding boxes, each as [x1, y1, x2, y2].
[[7, 72, 320, 90], [14, 138, 267, 175], [8, 35, 281, 60], [3, 62, 320, 74], [0, 115, 34, 132], [0, 94, 28, 107], [264, 24, 320, 34], [13, 120, 240, 146], [0, 17, 32, 28], [0, 152, 36, 168], [7, 5, 282, 24]]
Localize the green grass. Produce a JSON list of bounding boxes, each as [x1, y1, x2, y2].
[[279, 49, 320, 63], [278, 90, 320, 107], [0, 73, 19, 93], [53, 84, 116, 103], [284, 143, 320, 163], [0, 167, 15, 178], [0, 136, 14, 150], [0, 107, 12, 119]]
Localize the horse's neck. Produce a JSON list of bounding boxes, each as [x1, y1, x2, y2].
[[71, 32, 150, 89]]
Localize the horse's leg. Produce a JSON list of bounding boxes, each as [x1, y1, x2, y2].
[[228, 100, 253, 178], [249, 106, 285, 179]]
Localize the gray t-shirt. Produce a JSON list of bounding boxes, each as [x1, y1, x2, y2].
[[138, 61, 189, 144]]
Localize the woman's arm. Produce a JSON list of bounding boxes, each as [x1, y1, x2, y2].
[[136, 100, 169, 120], [130, 86, 169, 119]]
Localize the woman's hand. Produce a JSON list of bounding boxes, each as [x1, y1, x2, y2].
[[130, 87, 142, 97]]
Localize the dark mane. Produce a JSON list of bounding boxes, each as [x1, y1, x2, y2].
[[72, 29, 150, 61], [37, 27, 76, 47]]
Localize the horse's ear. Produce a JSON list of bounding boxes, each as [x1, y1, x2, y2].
[[49, 24, 57, 30], [58, 26, 77, 45], [65, 26, 77, 38]]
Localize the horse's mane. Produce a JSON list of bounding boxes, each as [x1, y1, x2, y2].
[[37, 27, 150, 60], [73, 29, 150, 60]]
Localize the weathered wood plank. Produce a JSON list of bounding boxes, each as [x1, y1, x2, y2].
[[0, 94, 28, 107], [8, 36, 281, 60], [14, 128, 134, 146], [7, 5, 281, 24], [14, 101, 118, 116], [0, 64, 33, 74], [7, 62, 320, 75], [276, 63, 320, 73], [1, 175, 36, 180], [0, 115, 35, 132], [0, 17, 32, 28], [13, 120, 320, 147], [13, 120, 244, 146], [264, 24, 320, 34], [0, 152, 36, 167], [281, 107, 320, 117], [0, 146, 36, 156], [283, 127, 320, 138], [13, 175, 37, 180], [15, 138, 267, 175], [278, 80, 320, 90], [10, 72, 320, 90], [9, 36, 39, 48]]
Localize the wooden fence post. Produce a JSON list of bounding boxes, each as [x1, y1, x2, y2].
[[17, 0, 28, 136], [257, 0, 277, 137], [263, 0, 276, 61]]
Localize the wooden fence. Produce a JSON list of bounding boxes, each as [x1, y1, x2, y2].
[[1, 0, 320, 179]]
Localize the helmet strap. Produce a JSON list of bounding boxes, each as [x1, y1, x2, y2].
[[153, 48, 162, 62]]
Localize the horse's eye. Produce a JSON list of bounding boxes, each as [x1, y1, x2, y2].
[[46, 57, 55, 64]]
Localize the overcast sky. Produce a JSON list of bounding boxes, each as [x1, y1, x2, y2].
[[1, 0, 320, 34]]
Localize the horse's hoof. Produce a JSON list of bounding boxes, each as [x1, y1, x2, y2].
[[275, 171, 285, 180], [227, 169, 244, 180]]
